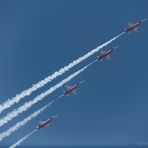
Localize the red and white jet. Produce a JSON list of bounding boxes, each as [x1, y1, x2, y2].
[[125, 18, 147, 32], [97, 46, 119, 61], [37, 115, 58, 129], [63, 80, 85, 96]]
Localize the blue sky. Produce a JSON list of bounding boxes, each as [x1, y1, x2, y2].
[[0, 0, 148, 147]]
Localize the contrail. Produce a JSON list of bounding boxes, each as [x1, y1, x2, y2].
[[0, 32, 125, 114], [9, 129, 38, 148], [0, 60, 96, 127]]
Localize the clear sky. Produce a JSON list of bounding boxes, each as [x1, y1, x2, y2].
[[0, 0, 148, 147]]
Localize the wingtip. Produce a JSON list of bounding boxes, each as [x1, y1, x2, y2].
[[79, 80, 85, 84], [114, 46, 119, 49], [52, 114, 59, 118], [141, 18, 147, 22]]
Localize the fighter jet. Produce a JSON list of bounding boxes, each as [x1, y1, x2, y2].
[[125, 18, 147, 32], [97, 46, 119, 61], [63, 80, 85, 96], [37, 115, 58, 129]]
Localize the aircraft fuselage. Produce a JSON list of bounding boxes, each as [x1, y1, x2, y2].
[[97, 49, 112, 60], [64, 84, 78, 95], [37, 118, 53, 129]]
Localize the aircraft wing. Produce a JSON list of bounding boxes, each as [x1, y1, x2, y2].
[[39, 121, 45, 125], [72, 90, 77, 95], [39, 121, 44, 124], [106, 55, 111, 60], [133, 27, 138, 32], [100, 50, 106, 54], [127, 23, 133, 28]]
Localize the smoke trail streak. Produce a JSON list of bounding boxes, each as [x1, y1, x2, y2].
[[0, 93, 63, 141], [9, 129, 38, 148], [0, 60, 97, 141], [0, 100, 53, 141], [0, 61, 95, 128], [0, 32, 125, 114]]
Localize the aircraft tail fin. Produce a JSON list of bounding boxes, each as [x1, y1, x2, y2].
[[127, 22, 134, 28], [100, 50, 106, 54]]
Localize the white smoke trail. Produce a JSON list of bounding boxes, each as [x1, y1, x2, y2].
[[9, 129, 38, 148], [0, 61, 96, 141], [0, 32, 125, 114], [0, 100, 52, 141], [0, 61, 95, 127]]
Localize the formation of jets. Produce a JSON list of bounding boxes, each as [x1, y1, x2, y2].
[[7, 17, 147, 148], [36, 81, 85, 130], [97, 18, 147, 61], [35, 18, 147, 138], [43, 17, 147, 125]]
